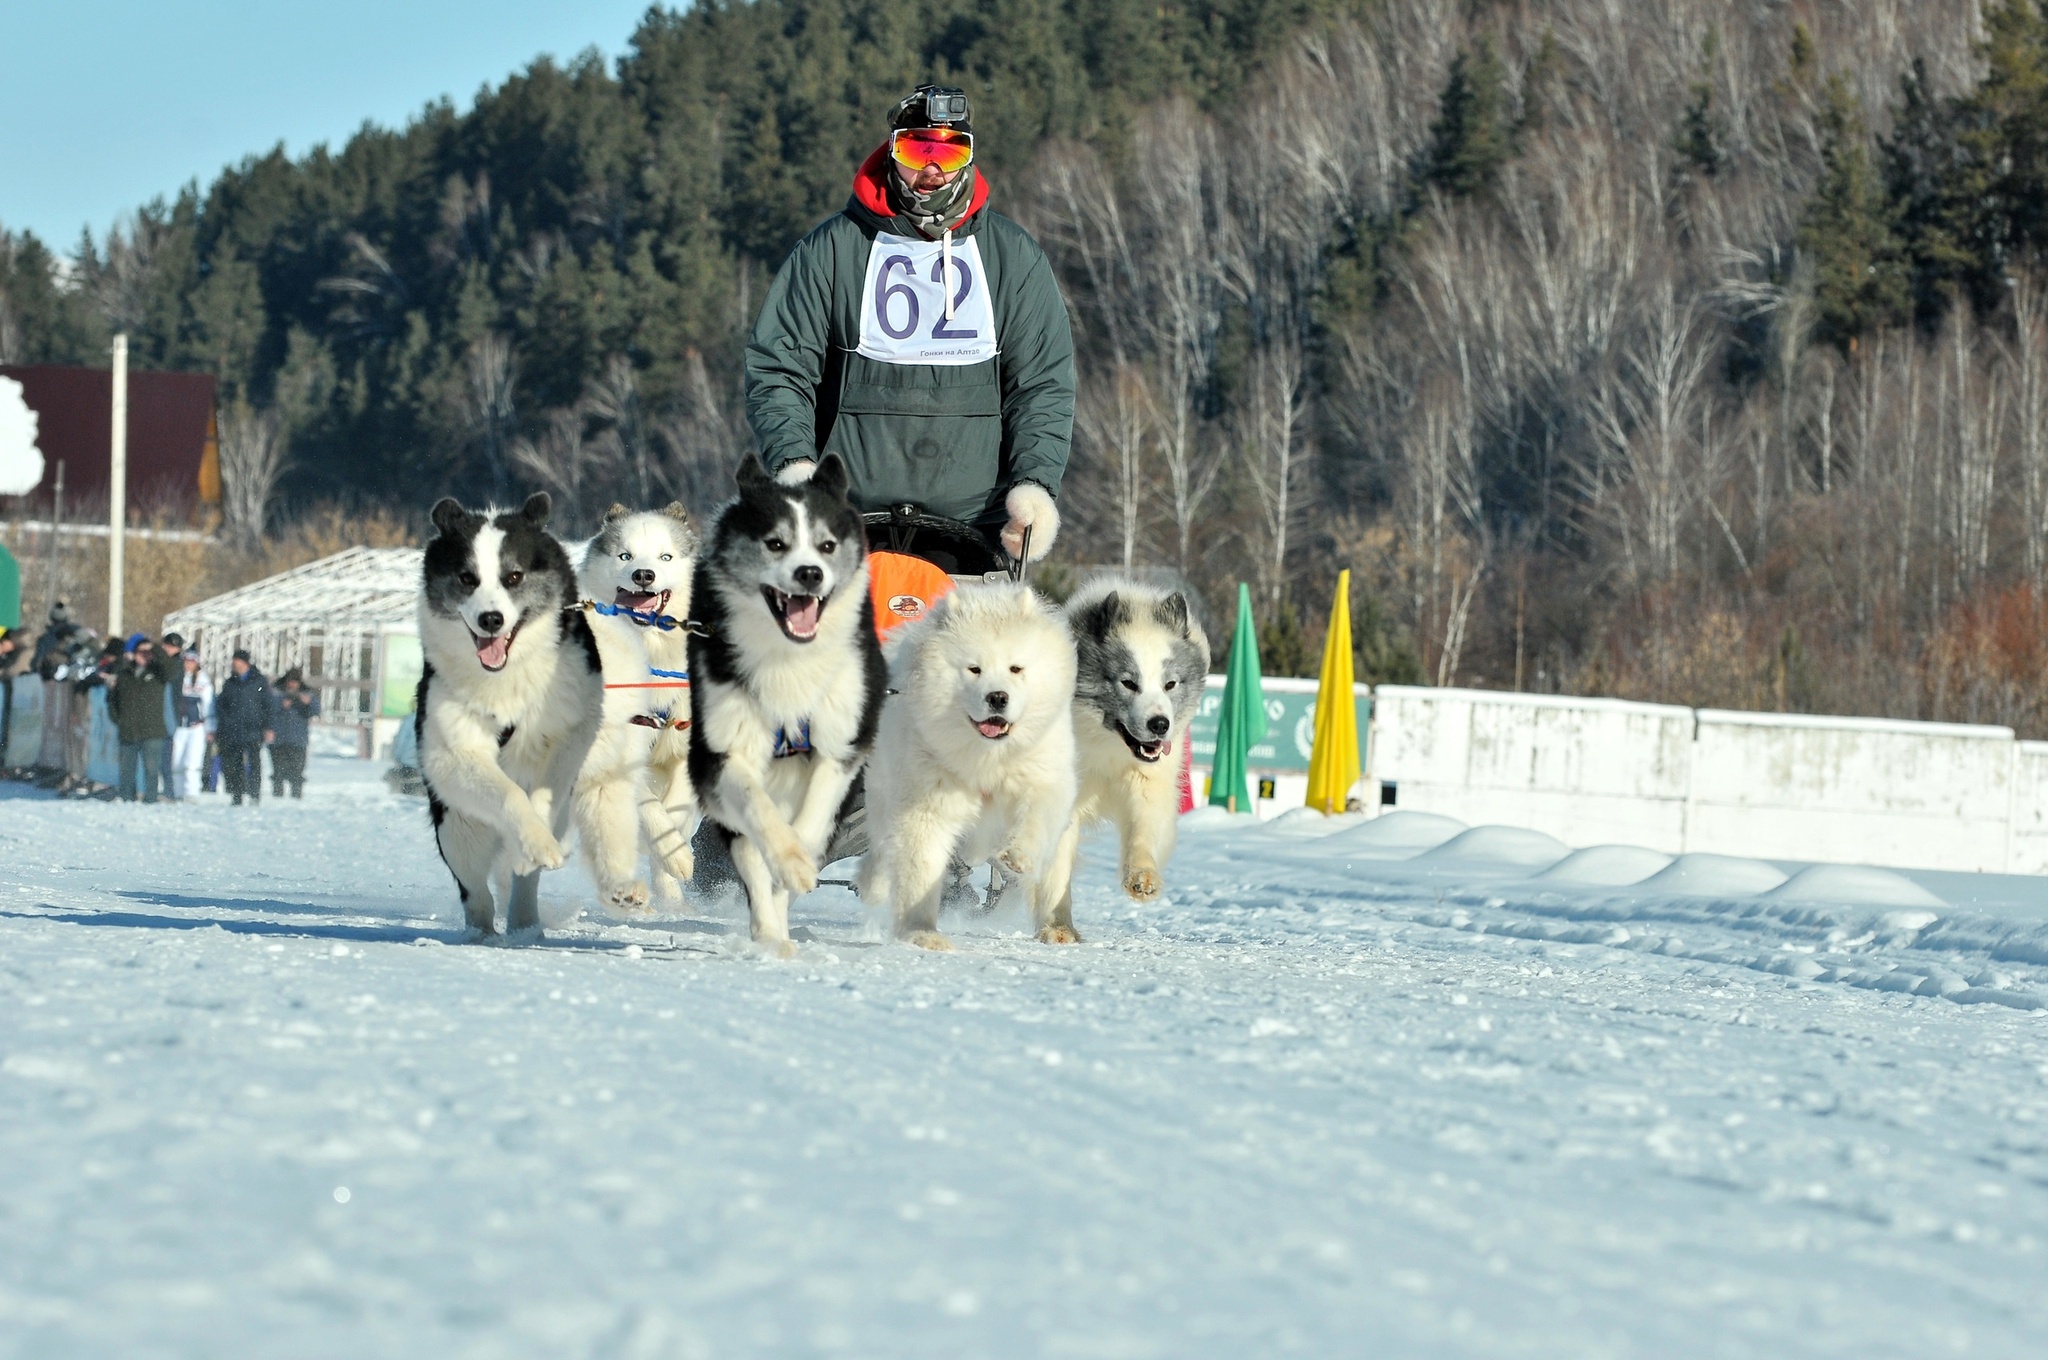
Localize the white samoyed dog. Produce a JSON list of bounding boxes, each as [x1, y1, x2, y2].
[[572, 503, 700, 913], [859, 583, 1079, 948]]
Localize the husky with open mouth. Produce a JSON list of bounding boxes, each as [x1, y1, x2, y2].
[[1045, 577, 1210, 931], [415, 494, 604, 937], [686, 455, 885, 953], [574, 502, 700, 911], [859, 583, 1078, 949]]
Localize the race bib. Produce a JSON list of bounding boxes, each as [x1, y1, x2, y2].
[[856, 232, 997, 366]]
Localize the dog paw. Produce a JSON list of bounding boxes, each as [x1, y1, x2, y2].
[[1123, 867, 1162, 901], [767, 831, 818, 895], [996, 845, 1033, 877], [603, 882, 653, 917], [1036, 923, 1082, 945], [655, 842, 695, 881], [905, 930, 954, 952], [510, 820, 566, 874], [755, 937, 799, 960]]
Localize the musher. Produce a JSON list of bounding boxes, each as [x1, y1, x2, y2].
[[744, 83, 1074, 571]]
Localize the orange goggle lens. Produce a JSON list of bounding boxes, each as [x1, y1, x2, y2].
[[891, 127, 974, 175]]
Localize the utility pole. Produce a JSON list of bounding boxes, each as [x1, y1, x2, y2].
[[44, 459, 66, 619], [108, 333, 127, 637]]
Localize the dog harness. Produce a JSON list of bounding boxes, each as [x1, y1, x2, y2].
[[772, 719, 813, 759], [582, 599, 695, 731]]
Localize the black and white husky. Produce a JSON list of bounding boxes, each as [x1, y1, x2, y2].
[[1046, 578, 1211, 930], [415, 494, 603, 937], [574, 503, 700, 911], [687, 455, 886, 954]]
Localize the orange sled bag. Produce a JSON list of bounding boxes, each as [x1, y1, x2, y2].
[[867, 551, 957, 639]]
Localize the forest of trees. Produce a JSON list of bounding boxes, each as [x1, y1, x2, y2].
[[11, 0, 2048, 732]]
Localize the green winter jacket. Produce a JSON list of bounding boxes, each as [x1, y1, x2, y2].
[[744, 147, 1075, 529]]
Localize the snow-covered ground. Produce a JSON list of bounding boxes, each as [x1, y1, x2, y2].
[[2, 755, 2046, 1358]]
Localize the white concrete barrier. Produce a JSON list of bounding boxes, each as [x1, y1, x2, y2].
[[1689, 710, 2015, 873], [1369, 687, 1694, 850], [1367, 688, 2046, 874]]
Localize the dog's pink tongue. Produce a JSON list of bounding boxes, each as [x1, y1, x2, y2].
[[476, 634, 511, 670], [976, 719, 1009, 738], [617, 590, 659, 611], [785, 595, 821, 635]]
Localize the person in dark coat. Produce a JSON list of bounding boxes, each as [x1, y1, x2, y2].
[[267, 667, 319, 798], [107, 635, 173, 802], [213, 650, 275, 806]]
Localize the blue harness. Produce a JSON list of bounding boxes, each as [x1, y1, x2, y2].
[[772, 719, 813, 759]]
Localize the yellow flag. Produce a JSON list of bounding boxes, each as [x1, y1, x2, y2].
[[1305, 570, 1360, 815]]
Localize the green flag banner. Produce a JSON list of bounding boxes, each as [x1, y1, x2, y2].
[[1208, 583, 1267, 812]]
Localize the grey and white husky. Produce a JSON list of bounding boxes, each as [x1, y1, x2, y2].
[[575, 503, 700, 910], [415, 493, 603, 936], [1045, 578, 1211, 933], [686, 455, 886, 953]]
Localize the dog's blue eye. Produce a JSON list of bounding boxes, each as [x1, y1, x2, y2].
[[619, 552, 631, 561], [660, 553, 673, 561]]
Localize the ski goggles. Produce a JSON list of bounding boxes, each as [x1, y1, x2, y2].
[[890, 126, 974, 175]]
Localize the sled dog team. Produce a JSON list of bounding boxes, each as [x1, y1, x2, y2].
[[414, 455, 1211, 953]]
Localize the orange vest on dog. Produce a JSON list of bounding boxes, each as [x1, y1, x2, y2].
[[868, 552, 956, 638]]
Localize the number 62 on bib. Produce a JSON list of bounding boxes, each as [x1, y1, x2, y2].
[[856, 232, 998, 366]]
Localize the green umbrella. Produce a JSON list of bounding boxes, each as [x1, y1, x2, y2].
[[1208, 583, 1267, 812]]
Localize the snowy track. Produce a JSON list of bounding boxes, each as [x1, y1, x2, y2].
[[2, 759, 2046, 1357]]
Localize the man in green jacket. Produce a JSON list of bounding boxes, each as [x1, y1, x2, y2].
[[744, 84, 1074, 569]]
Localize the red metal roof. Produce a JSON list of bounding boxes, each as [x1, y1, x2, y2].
[[0, 365, 217, 511]]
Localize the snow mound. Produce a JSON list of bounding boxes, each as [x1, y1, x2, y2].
[[1320, 810, 1468, 858], [1766, 864, 1945, 909], [1260, 808, 1368, 838], [1536, 844, 1675, 886], [1415, 825, 1570, 871], [1637, 853, 1787, 896]]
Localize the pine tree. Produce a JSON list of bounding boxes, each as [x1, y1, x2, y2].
[[1427, 39, 1513, 198], [1800, 77, 1908, 351]]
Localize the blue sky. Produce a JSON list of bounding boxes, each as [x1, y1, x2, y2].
[[1, 0, 662, 250]]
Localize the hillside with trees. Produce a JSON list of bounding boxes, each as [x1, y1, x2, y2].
[[11, 0, 2048, 732]]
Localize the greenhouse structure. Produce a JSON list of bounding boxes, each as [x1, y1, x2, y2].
[[164, 547, 423, 758]]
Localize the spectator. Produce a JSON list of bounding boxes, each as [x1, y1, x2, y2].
[[268, 667, 319, 799], [30, 600, 83, 774], [167, 637, 214, 800], [108, 635, 172, 803], [213, 649, 275, 807], [64, 637, 121, 796]]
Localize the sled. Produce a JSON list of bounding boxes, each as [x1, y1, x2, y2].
[[862, 502, 1030, 638]]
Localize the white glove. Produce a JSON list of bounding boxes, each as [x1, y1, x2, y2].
[[1001, 483, 1058, 563], [774, 458, 817, 486]]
